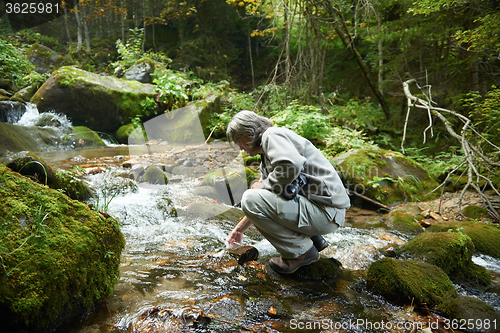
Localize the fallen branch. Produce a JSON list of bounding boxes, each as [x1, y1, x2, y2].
[[346, 188, 390, 211], [402, 79, 500, 220]]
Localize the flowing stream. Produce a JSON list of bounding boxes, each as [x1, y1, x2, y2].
[[34, 143, 499, 333], [6, 108, 499, 332]]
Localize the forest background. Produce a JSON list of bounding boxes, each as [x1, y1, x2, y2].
[[1, 0, 500, 194]]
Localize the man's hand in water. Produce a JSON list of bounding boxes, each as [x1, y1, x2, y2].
[[226, 216, 253, 248], [227, 229, 243, 248]]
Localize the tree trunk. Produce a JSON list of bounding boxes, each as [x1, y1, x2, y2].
[[63, 4, 72, 45], [377, 12, 383, 94], [320, 0, 392, 120], [82, 4, 91, 51], [247, 23, 255, 88], [282, 4, 291, 83], [73, 0, 83, 52]]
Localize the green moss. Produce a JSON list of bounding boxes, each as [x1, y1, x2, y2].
[[70, 126, 106, 147], [337, 149, 440, 205], [245, 167, 258, 186], [0, 164, 125, 331], [52, 170, 93, 201], [143, 165, 169, 185], [427, 222, 500, 258], [115, 123, 138, 143], [367, 258, 457, 307], [242, 152, 261, 166], [438, 295, 500, 323], [458, 263, 492, 287], [387, 210, 423, 236], [289, 258, 342, 281], [462, 205, 490, 219], [397, 232, 474, 275]]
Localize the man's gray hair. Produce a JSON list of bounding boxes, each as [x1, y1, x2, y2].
[[226, 110, 272, 150]]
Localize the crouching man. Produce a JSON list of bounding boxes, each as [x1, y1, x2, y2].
[[226, 110, 350, 274]]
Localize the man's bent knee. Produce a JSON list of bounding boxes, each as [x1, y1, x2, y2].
[[241, 189, 262, 215]]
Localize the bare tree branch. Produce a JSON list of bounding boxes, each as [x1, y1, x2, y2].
[[403, 79, 500, 220]]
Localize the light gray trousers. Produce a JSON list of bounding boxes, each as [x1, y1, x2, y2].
[[241, 189, 345, 258]]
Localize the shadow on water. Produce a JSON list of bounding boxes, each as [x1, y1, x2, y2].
[[39, 143, 500, 333]]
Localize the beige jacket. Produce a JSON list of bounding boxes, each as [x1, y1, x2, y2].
[[259, 127, 351, 209]]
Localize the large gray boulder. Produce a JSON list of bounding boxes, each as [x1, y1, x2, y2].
[[31, 66, 165, 133]]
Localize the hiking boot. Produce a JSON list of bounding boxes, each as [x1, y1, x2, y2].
[[310, 235, 329, 252], [269, 246, 320, 274]]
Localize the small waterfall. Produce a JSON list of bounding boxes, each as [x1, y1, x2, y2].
[[16, 103, 72, 128], [16, 103, 40, 126]]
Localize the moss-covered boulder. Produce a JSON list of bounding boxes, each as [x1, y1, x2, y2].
[[427, 222, 500, 258], [0, 164, 125, 332], [31, 66, 165, 133], [67, 126, 106, 148], [6, 152, 57, 185], [396, 232, 491, 286], [115, 123, 140, 144], [462, 204, 490, 219], [288, 258, 343, 281], [367, 258, 456, 307], [142, 165, 169, 185], [334, 149, 439, 206], [386, 210, 423, 236], [6, 152, 93, 201], [397, 232, 474, 275], [438, 295, 500, 327], [11, 84, 38, 102]]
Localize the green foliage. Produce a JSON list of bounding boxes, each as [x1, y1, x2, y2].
[[327, 99, 385, 133], [464, 86, 500, 147], [92, 180, 121, 214], [0, 38, 34, 87], [455, 12, 500, 51], [113, 28, 145, 71], [204, 91, 254, 137], [153, 73, 189, 110], [191, 80, 231, 100], [15, 29, 60, 51], [402, 146, 464, 179], [322, 127, 379, 157], [270, 101, 332, 142], [22, 72, 48, 89]]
